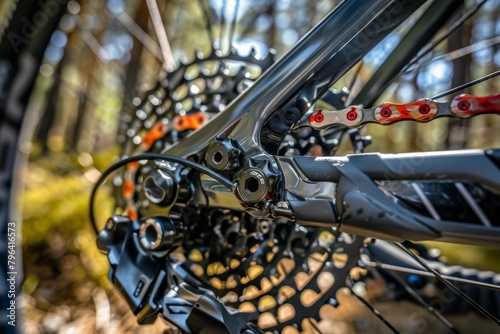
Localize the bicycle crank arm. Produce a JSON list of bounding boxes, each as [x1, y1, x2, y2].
[[309, 93, 500, 128], [273, 149, 500, 247]]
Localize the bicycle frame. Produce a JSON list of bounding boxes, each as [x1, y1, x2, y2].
[[277, 150, 500, 247], [164, 0, 427, 158], [91, 1, 500, 332], [160, 0, 500, 248]]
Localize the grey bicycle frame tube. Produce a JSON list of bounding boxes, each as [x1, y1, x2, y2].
[[164, 0, 427, 159], [278, 149, 500, 247]]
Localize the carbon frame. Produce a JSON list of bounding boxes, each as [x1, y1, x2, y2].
[[162, 0, 500, 247], [95, 1, 500, 332]]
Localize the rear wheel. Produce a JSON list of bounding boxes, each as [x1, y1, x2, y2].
[[0, 1, 70, 333]]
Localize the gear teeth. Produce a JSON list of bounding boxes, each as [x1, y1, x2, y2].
[[326, 297, 339, 307], [268, 49, 277, 62], [195, 49, 204, 60], [232, 65, 246, 79], [119, 43, 284, 328], [179, 56, 188, 65], [165, 64, 175, 73]]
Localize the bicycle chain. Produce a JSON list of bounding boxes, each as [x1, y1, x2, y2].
[[309, 93, 500, 129]]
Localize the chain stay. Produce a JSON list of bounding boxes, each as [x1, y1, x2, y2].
[[309, 93, 500, 129]]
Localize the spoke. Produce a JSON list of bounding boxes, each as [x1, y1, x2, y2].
[[402, 0, 488, 74], [410, 183, 441, 220], [228, 0, 240, 50], [349, 280, 399, 334], [306, 318, 323, 334], [393, 242, 500, 326], [80, 30, 109, 65], [198, 0, 215, 47], [454, 182, 492, 227], [146, 0, 175, 70], [109, 10, 163, 61], [385, 270, 462, 333], [218, 0, 227, 51], [367, 261, 500, 292], [404, 35, 500, 75], [432, 70, 500, 100]]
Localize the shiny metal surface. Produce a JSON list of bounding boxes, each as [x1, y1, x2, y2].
[[200, 174, 241, 210], [163, 0, 426, 160], [277, 157, 336, 201]]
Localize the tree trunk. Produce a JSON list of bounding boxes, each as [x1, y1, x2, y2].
[[446, 5, 471, 149]]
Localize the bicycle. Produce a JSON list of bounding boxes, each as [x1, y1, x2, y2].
[[2, 0, 500, 333]]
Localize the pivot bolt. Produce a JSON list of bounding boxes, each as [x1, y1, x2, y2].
[[237, 168, 268, 204], [138, 217, 183, 252], [205, 139, 241, 171]]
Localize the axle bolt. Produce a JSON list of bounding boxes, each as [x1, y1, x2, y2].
[[206, 139, 241, 171]]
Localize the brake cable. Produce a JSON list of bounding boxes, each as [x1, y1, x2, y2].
[[89, 153, 233, 234]]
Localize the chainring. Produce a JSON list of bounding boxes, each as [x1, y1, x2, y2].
[[113, 46, 366, 333]]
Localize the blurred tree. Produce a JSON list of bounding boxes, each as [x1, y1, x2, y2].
[[446, 4, 471, 149], [123, 0, 149, 102]]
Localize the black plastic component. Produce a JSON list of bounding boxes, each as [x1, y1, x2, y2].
[[380, 181, 500, 225], [96, 215, 130, 254], [340, 191, 439, 241], [294, 150, 500, 190], [348, 129, 371, 153], [293, 156, 341, 182], [186, 294, 261, 334], [320, 88, 349, 110], [97, 215, 166, 321], [347, 152, 500, 190], [143, 169, 178, 207], [288, 199, 339, 227], [267, 106, 302, 135], [136, 270, 167, 324], [205, 139, 241, 171], [422, 219, 500, 247], [278, 149, 500, 246]]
